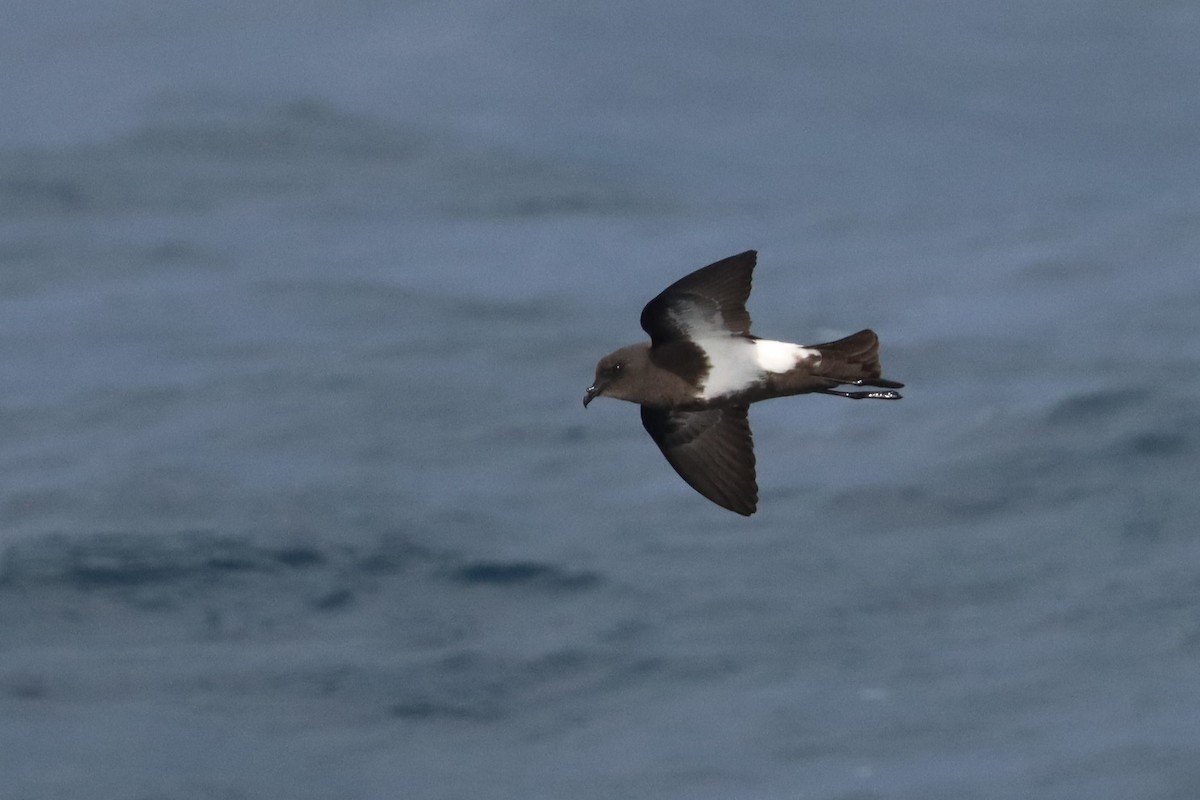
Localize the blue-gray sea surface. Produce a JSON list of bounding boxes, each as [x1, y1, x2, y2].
[[3, 2, 1200, 798]]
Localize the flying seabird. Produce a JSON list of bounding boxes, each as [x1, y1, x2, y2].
[[583, 250, 903, 515]]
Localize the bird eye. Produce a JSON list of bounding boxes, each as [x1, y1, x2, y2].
[[613, 363, 623, 372]]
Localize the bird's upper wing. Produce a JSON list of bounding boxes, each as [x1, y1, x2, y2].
[[639, 250, 756, 346], [640, 404, 758, 516]]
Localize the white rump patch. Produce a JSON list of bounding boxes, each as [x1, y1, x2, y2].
[[753, 340, 819, 373], [699, 338, 819, 400]]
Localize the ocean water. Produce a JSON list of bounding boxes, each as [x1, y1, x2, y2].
[[3, 2, 1200, 798]]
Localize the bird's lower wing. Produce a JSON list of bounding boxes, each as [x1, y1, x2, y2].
[[640, 405, 758, 516]]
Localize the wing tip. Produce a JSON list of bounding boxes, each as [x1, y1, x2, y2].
[[728, 499, 758, 516]]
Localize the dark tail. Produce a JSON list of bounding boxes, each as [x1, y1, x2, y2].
[[810, 329, 904, 391]]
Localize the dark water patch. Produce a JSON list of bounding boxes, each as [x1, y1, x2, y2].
[[273, 546, 325, 568], [1114, 430, 1190, 458], [388, 650, 510, 722], [0, 172, 87, 213], [0, 530, 452, 641], [2, 672, 49, 701], [447, 560, 601, 591], [859, 572, 1031, 618], [352, 533, 434, 576], [453, 561, 550, 584], [0, 94, 652, 220], [384, 645, 642, 724], [449, 294, 568, 325], [388, 698, 502, 722], [1016, 256, 1097, 284], [59, 535, 274, 588], [443, 182, 652, 219], [311, 587, 354, 611], [129, 95, 427, 161], [1121, 517, 1164, 542], [1030, 742, 1200, 799], [1045, 387, 1150, 427], [825, 483, 1018, 529], [0, 530, 432, 591], [253, 279, 568, 341]]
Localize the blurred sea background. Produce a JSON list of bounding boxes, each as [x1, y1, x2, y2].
[[3, 2, 1200, 798]]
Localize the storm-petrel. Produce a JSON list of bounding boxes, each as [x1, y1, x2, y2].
[[583, 250, 903, 516]]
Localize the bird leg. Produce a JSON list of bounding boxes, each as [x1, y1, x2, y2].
[[817, 388, 903, 400]]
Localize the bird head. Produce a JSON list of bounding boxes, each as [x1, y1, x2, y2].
[[583, 343, 651, 407]]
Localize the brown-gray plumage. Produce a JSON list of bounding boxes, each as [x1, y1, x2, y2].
[[584, 250, 903, 516]]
